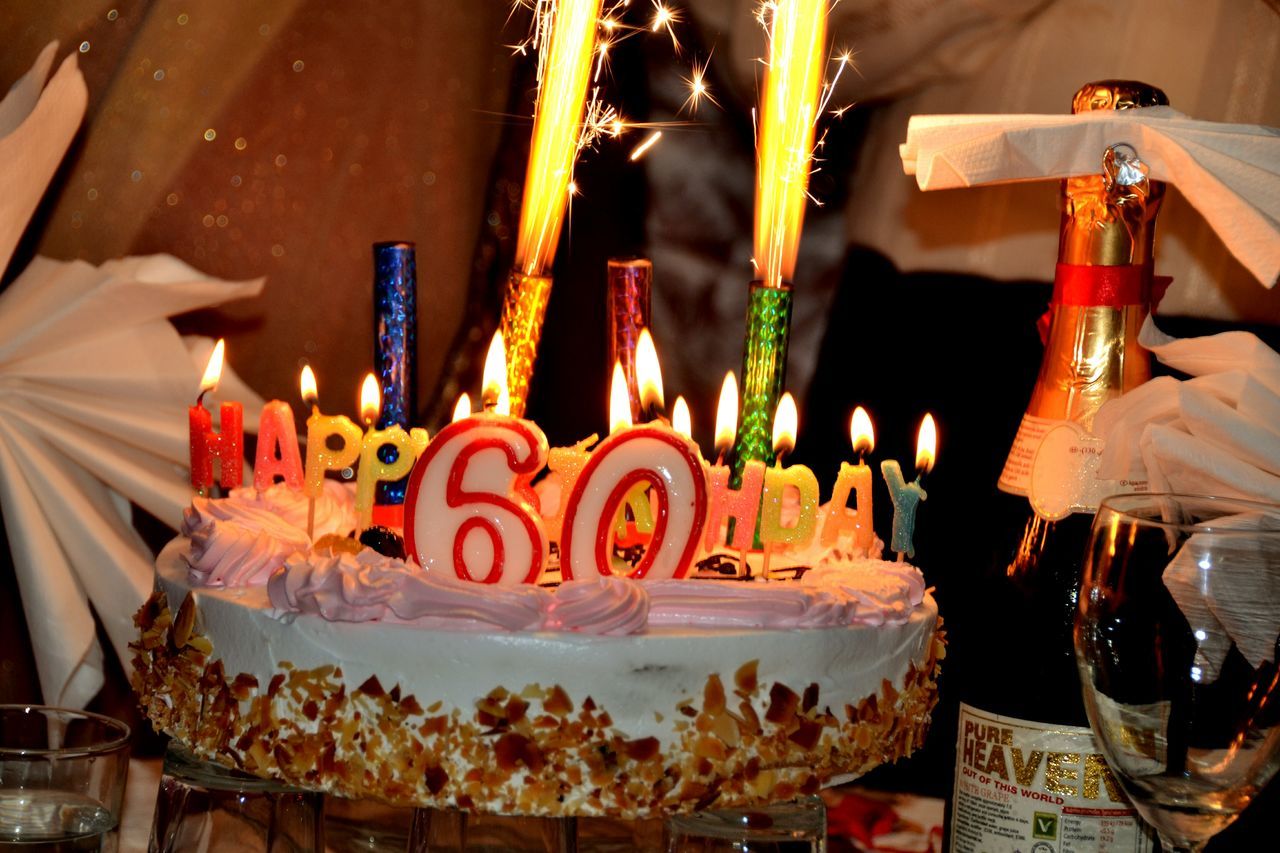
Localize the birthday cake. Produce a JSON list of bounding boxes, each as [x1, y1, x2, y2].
[[133, 477, 942, 818]]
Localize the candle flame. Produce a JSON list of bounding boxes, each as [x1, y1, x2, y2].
[[771, 391, 798, 457], [850, 406, 874, 456], [452, 392, 473, 423], [635, 328, 664, 416], [672, 395, 692, 439], [199, 339, 226, 395], [514, 0, 605, 277], [609, 360, 632, 433], [360, 373, 381, 426], [714, 371, 738, 458], [482, 330, 511, 415], [300, 365, 318, 407], [753, 0, 828, 288], [916, 413, 937, 475]]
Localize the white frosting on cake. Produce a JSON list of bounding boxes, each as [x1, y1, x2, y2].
[[156, 538, 937, 757]]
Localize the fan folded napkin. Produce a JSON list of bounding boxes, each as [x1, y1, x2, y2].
[[0, 44, 266, 708], [900, 107, 1280, 288]]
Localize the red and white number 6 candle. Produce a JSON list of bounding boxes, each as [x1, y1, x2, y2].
[[404, 416, 550, 585], [560, 426, 708, 581]]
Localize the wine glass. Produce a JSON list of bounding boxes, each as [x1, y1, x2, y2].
[[1075, 493, 1280, 852]]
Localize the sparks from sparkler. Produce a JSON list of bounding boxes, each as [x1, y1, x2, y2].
[[680, 53, 719, 114], [752, 0, 849, 290], [510, 0, 694, 276], [629, 130, 662, 160]]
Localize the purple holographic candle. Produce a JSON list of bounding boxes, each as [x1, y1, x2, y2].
[[607, 257, 652, 420]]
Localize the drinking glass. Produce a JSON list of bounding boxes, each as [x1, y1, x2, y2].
[[0, 705, 131, 852], [665, 797, 826, 851], [148, 741, 323, 852], [1075, 494, 1280, 852]]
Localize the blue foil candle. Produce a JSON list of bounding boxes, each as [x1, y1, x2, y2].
[[373, 241, 417, 506]]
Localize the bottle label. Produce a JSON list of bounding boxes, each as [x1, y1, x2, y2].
[[997, 413, 1053, 497], [951, 704, 1155, 853], [998, 417, 1147, 514]]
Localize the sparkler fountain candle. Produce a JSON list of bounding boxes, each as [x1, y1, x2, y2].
[[502, 0, 605, 417], [733, 0, 833, 477]]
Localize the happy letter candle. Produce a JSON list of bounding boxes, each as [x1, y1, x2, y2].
[[254, 400, 303, 490], [758, 392, 819, 549], [355, 373, 417, 531], [821, 406, 875, 554], [882, 413, 938, 560], [189, 339, 244, 492], [301, 368, 363, 499]]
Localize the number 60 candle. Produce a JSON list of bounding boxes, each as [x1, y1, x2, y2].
[[404, 333, 550, 585]]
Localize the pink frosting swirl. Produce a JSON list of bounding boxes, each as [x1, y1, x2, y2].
[[268, 553, 553, 632], [545, 576, 650, 635], [183, 497, 310, 587], [226, 480, 356, 540]]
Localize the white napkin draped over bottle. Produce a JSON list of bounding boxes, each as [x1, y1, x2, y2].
[[0, 44, 266, 709], [899, 106, 1280, 289]]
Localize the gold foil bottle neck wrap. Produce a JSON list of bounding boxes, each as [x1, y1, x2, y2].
[[1025, 81, 1169, 428]]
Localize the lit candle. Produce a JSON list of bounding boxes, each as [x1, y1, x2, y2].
[[882, 413, 937, 561], [671, 395, 692, 440], [189, 339, 244, 494], [821, 406, 875, 554], [481, 332, 512, 416], [355, 373, 417, 532], [404, 336, 549, 585], [301, 366, 362, 501], [452, 392, 472, 423], [704, 371, 765, 555], [635, 328, 664, 422], [758, 393, 820, 576], [254, 400, 304, 491], [560, 337, 707, 580]]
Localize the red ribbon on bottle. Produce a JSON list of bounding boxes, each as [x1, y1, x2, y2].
[[1037, 264, 1172, 344]]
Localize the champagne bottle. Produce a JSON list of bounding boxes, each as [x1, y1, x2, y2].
[[949, 81, 1166, 853]]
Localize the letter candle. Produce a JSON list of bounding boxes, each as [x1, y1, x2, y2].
[[607, 257, 653, 420], [758, 392, 820, 578], [821, 406, 875, 555], [188, 339, 244, 495], [881, 413, 938, 561], [355, 373, 416, 533], [704, 372, 766, 565], [254, 400, 304, 491], [301, 366, 362, 539]]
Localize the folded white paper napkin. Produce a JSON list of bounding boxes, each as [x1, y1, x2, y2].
[[0, 44, 266, 709], [0, 255, 265, 709], [900, 107, 1280, 288]]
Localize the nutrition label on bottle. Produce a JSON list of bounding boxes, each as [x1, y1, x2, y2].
[[951, 704, 1155, 853]]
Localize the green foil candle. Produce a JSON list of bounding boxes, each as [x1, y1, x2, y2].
[[731, 282, 793, 477]]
